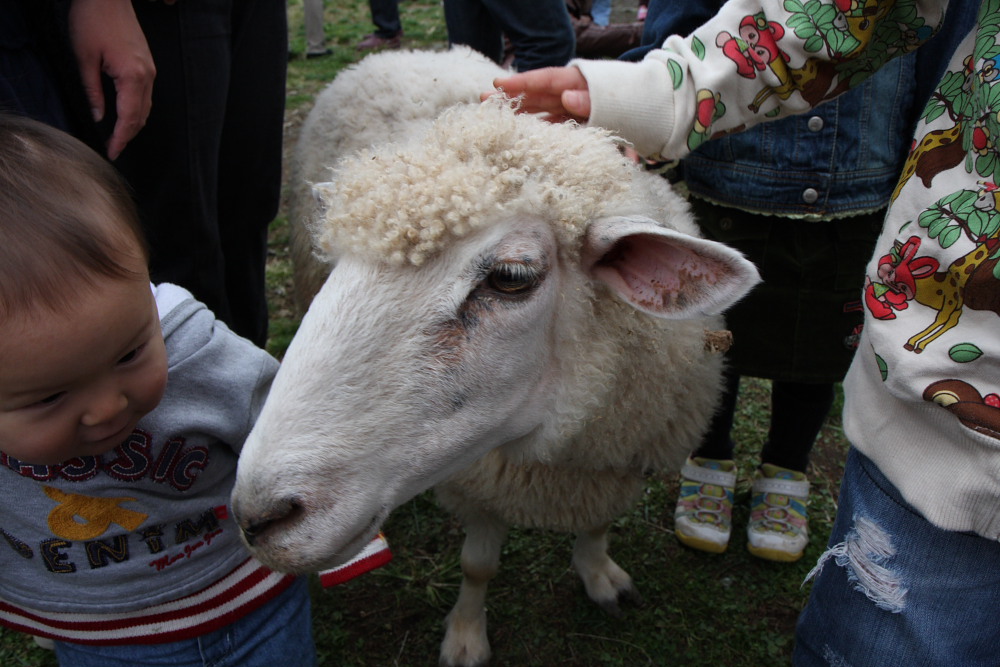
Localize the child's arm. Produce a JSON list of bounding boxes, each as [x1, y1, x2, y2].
[[488, 0, 946, 160]]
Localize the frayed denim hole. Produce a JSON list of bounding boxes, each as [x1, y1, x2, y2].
[[804, 515, 908, 613], [822, 644, 852, 667]]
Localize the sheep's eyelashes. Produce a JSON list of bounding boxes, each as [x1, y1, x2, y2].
[[484, 262, 541, 296]]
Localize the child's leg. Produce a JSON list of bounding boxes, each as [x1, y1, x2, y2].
[[674, 367, 741, 553], [692, 365, 740, 460], [54, 576, 315, 667], [746, 380, 832, 562], [795, 448, 1000, 666], [760, 380, 835, 472]]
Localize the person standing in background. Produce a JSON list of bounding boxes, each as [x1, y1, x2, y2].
[[444, 0, 575, 71], [356, 0, 404, 50], [302, 0, 332, 57], [112, 0, 288, 347], [620, 0, 918, 564]]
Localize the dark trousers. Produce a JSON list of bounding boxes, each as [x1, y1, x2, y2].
[[443, 0, 575, 71], [370, 0, 402, 37], [695, 367, 835, 473], [113, 0, 288, 347]]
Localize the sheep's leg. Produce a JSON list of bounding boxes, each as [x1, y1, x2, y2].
[[572, 524, 644, 616], [440, 514, 509, 667]]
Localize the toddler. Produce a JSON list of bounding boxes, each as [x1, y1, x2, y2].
[[0, 113, 314, 666]]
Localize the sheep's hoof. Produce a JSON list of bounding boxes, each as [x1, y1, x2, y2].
[[439, 641, 491, 667], [439, 654, 490, 667], [440, 610, 491, 667], [597, 582, 645, 617]]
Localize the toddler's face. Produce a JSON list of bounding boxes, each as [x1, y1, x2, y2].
[[0, 262, 167, 465]]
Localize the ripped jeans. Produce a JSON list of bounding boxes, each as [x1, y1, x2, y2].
[[794, 448, 1000, 666]]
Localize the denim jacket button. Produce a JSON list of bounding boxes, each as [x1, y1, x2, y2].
[[808, 116, 824, 132], [802, 188, 819, 204]]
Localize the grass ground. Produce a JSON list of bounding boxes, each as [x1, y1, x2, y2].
[[0, 2, 851, 665]]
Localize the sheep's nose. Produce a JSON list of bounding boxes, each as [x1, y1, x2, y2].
[[240, 520, 270, 547], [234, 497, 299, 547]]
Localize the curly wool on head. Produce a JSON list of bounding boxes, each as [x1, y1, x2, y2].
[[313, 101, 634, 266]]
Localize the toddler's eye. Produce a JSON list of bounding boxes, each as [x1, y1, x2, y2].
[[118, 344, 144, 365], [35, 392, 65, 407]]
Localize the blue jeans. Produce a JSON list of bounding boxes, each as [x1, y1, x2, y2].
[[794, 448, 1000, 666], [591, 0, 612, 26], [53, 577, 315, 667], [443, 0, 575, 71]]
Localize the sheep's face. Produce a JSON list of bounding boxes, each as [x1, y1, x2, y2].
[[231, 210, 760, 574], [232, 215, 570, 573], [231, 103, 760, 574]]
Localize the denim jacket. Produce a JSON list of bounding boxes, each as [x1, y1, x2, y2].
[[681, 55, 916, 219], [622, 0, 917, 219]]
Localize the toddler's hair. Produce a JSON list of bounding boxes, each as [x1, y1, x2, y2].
[[0, 113, 148, 318]]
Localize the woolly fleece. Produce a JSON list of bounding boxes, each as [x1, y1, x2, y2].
[[314, 101, 632, 267]]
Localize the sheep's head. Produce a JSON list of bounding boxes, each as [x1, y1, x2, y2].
[[231, 103, 759, 574]]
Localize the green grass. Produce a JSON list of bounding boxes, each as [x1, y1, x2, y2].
[[0, 2, 851, 664]]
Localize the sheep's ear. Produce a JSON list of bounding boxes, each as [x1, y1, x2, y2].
[[583, 215, 760, 319]]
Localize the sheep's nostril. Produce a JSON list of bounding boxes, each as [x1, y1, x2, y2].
[[236, 497, 300, 547], [241, 519, 273, 547]]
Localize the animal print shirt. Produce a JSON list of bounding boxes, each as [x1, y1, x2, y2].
[[0, 284, 295, 644], [574, 0, 1000, 538]]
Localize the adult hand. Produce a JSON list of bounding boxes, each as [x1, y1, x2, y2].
[[482, 67, 592, 124], [68, 0, 155, 160]]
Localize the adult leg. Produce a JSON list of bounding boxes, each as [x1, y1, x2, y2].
[[119, 1, 230, 330], [443, 0, 504, 64], [218, 0, 287, 346], [590, 0, 612, 25], [303, 0, 326, 53], [794, 448, 1000, 666], [481, 0, 575, 70], [370, 0, 402, 37]]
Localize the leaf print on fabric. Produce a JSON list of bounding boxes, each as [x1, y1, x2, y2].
[[894, 2, 1000, 199], [692, 35, 707, 60], [667, 59, 684, 89], [949, 342, 984, 362]]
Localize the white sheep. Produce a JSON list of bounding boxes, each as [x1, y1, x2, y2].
[[289, 46, 509, 312], [232, 49, 760, 667]]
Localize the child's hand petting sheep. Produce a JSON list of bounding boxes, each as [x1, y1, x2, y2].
[[483, 67, 592, 124]]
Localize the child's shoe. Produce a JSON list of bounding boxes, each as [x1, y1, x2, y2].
[[674, 457, 736, 553], [747, 464, 809, 562]]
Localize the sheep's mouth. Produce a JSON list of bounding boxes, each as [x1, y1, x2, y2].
[[238, 500, 388, 574], [239, 497, 307, 548], [325, 509, 388, 567]]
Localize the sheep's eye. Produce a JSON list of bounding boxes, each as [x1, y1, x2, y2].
[[486, 262, 539, 295]]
